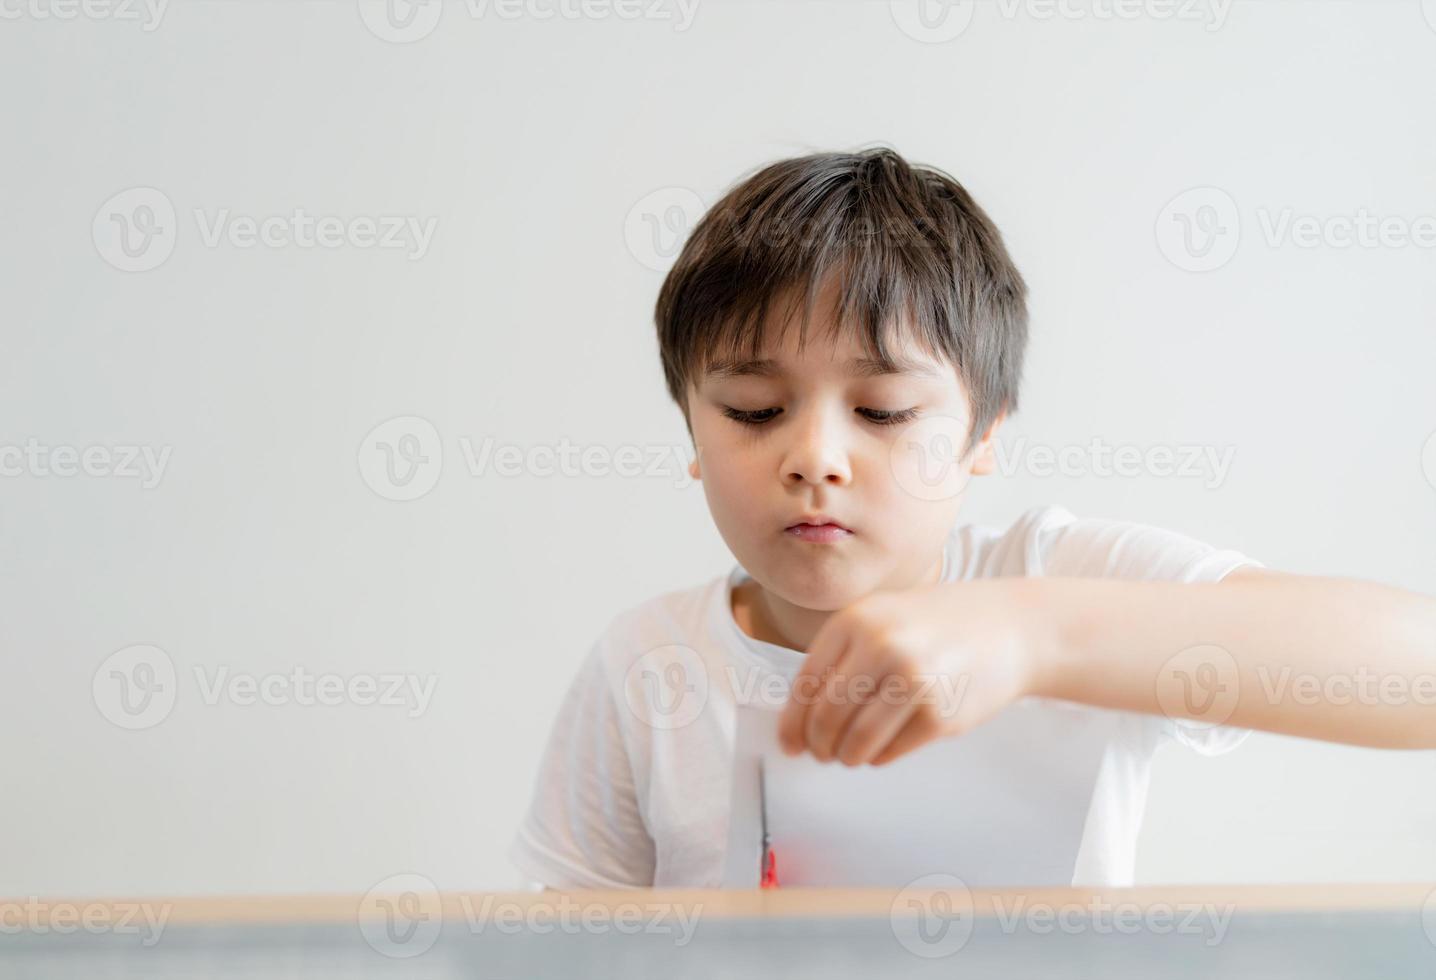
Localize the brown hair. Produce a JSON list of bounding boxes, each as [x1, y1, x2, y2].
[[654, 146, 1028, 456]]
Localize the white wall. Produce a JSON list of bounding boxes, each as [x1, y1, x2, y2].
[[1, 0, 1433, 895]]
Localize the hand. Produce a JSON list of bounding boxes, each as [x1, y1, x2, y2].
[[776, 579, 1049, 766]]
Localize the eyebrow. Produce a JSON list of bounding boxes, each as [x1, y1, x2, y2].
[[704, 356, 943, 381]]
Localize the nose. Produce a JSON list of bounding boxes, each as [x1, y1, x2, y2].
[[780, 405, 853, 488]]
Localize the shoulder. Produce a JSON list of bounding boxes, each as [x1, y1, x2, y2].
[[948, 504, 1079, 578], [575, 572, 731, 704], [954, 505, 1261, 583]]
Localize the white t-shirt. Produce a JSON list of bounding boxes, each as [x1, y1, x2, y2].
[[509, 505, 1262, 890]]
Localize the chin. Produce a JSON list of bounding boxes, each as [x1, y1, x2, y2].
[[763, 563, 872, 613]]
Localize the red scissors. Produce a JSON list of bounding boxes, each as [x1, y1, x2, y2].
[[759, 758, 778, 888]]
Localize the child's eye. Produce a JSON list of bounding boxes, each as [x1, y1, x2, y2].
[[720, 406, 919, 427], [857, 408, 919, 426], [722, 407, 782, 426]]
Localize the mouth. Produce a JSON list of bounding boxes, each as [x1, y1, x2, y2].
[[783, 515, 854, 543]]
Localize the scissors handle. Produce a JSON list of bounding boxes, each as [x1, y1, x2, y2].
[[760, 846, 779, 889]]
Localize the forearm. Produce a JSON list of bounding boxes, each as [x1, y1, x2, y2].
[[1025, 573, 1436, 749]]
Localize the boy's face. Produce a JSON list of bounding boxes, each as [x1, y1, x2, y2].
[[685, 281, 1003, 614]]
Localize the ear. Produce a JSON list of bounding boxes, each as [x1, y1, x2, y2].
[[681, 398, 701, 482], [968, 410, 1007, 477]]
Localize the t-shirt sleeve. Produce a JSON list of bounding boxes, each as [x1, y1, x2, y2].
[[1016, 506, 1264, 756], [507, 640, 656, 888]]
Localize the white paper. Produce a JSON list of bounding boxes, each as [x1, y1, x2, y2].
[[723, 698, 1118, 888]]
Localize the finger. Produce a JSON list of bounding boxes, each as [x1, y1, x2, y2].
[[777, 613, 851, 755], [867, 710, 944, 767], [835, 679, 920, 767], [804, 649, 867, 764], [805, 650, 885, 762]]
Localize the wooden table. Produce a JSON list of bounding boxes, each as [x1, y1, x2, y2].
[[5, 883, 1436, 978]]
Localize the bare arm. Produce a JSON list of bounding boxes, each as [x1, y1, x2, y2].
[[1031, 568, 1436, 749]]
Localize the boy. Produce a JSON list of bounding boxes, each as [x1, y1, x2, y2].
[[509, 147, 1436, 890]]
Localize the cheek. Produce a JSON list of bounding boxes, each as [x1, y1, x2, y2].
[[698, 449, 763, 515], [866, 451, 969, 524], [881, 416, 976, 506]]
